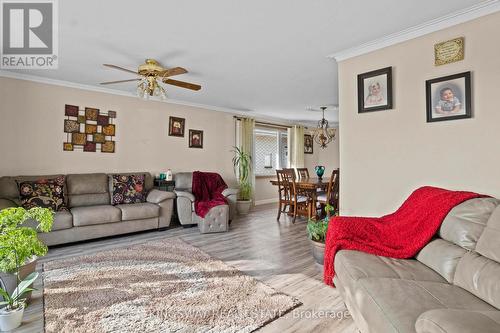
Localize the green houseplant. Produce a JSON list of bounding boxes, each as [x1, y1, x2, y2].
[[0, 207, 53, 305], [307, 204, 335, 268], [232, 146, 253, 215], [0, 246, 39, 331]]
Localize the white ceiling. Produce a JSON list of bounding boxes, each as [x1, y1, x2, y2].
[[6, 0, 484, 125]]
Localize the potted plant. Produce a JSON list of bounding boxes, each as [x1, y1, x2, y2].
[[0, 207, 53, 302], [0, 248, 39, 332], [306, 204, 335, 270], [232, 146, 253, 215]]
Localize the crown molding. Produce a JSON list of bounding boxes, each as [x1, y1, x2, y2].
[[0, 69, 248, 114], [328, 0, 500, 62], [0, 70, 316, 127]]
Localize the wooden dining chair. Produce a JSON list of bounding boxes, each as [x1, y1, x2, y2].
[[316, 168, 339, 216], [276, 169, 312, 223], [296, 168, 309, 179]]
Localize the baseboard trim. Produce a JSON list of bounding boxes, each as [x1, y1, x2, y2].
[[255, 198, 278, 206]]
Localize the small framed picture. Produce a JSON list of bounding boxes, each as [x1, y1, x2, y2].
[[426, 71, 471, 123], [188, 129, 203, 148], [304, 134, 313, 154], [169, 116, 185, 137], [357, 67, 393, 113]]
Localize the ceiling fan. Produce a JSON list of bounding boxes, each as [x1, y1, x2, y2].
[[100, 59, 201, 99]]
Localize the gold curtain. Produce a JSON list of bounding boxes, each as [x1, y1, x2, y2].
[[238, 117, 255, 200], [290, 125, 305, 168]]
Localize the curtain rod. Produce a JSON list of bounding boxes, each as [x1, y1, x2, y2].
[[233, 116, 292, 129]]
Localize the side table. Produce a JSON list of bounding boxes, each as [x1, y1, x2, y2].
[[153, 178, 178, 226]]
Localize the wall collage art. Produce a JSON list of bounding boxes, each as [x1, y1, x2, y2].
[[63, 104, 117, 153]]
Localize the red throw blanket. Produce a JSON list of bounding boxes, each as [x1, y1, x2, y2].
[[324, 186, 485, 286], [192, 171, 228, 218]]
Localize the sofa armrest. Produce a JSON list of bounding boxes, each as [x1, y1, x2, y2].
[[0, 198, 17, 210], [174, 190, 195, 202], [222, 188, 239, 197], [146, 189, 175, 204], [416, 309, 500, 333]]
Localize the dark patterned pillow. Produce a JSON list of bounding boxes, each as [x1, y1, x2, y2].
[[111, 174, 146, 205], [18, 176, 68, 212]]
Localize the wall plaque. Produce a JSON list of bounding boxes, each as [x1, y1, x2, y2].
[[434, 37, 464, 66]]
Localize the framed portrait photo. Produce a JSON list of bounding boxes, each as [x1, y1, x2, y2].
[[169, 116, 185, 137], [426, 71, 471, 123], [304, 134, 313, 154], [188, 129, 203, 148], [357, 66, 393, 113]]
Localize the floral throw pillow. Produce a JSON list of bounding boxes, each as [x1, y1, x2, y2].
[[111, 174, 146, 205], [18, 176, 68, 212]]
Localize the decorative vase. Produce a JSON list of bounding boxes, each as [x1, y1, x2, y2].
[[0, 305, 24, 331], [236, 200, 252, 215], [314, 166, 325, 179], [0, 257, 37, 303], [309, 239, 325, 273]]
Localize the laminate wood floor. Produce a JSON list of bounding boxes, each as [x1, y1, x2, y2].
[[14, 204, 359, 333]]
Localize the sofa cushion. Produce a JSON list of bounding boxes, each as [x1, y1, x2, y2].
[[24, 210, 73, 231], [335, 250, 446, 288], [71, 205, 121, 227], [454, 251, 500, 309], [110, 174, 146, 205], [416, 309, 500, 333], [67, 173, 110, 208], [17, 176, 68, 211], [51, 211, 73, 231], [353, 278, 495, 333], [0, 177, 19, 200], [439, 197, 499, 251], [476, 205, 500, 262], [416, 239, 467, 283], [174, 172, 192, 191], [116, 203, 159, 221], [66, 173, 108, 195]]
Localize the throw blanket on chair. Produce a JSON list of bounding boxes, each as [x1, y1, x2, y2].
[[192, 171, 228, 218], [324, 186, 485, 286]]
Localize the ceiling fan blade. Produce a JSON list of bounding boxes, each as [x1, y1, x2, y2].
[[163, 79, 201, 91], [103, 64, 138, 75], [100, 78, 140, 85], [161, 67, 188, 77]]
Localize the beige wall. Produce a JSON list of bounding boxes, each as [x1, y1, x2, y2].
[[0, 77, 238, 185], [305, 129, 340, 176], [338, 12, 500, 216]]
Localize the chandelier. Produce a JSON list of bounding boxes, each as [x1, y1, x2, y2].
[[313, 106, 336, 149], [136, 76, 167, 100]]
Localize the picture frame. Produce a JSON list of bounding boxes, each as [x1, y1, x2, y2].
[[426, 71, 471, 123], [188, 129, 203, 148], [357, 67, 393, 113], [304, 134, 313, 154], [169, 116, 185, 137]]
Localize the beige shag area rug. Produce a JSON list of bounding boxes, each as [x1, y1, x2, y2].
[[43, 238, 301, 333]]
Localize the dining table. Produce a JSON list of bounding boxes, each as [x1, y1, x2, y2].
[[269, 177, 330, 218]]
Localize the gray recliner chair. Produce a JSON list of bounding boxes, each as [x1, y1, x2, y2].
[[174, 172, 238, 232]]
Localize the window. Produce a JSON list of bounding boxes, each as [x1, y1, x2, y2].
[[254, 127, 288, 176]]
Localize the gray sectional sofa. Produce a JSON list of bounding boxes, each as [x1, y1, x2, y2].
[[335, 197, 500, 333], [0, 173, 175, 246]]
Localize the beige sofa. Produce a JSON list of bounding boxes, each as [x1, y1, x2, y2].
[[0, 173, 175, 246], [334, 197, 500, 333]]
